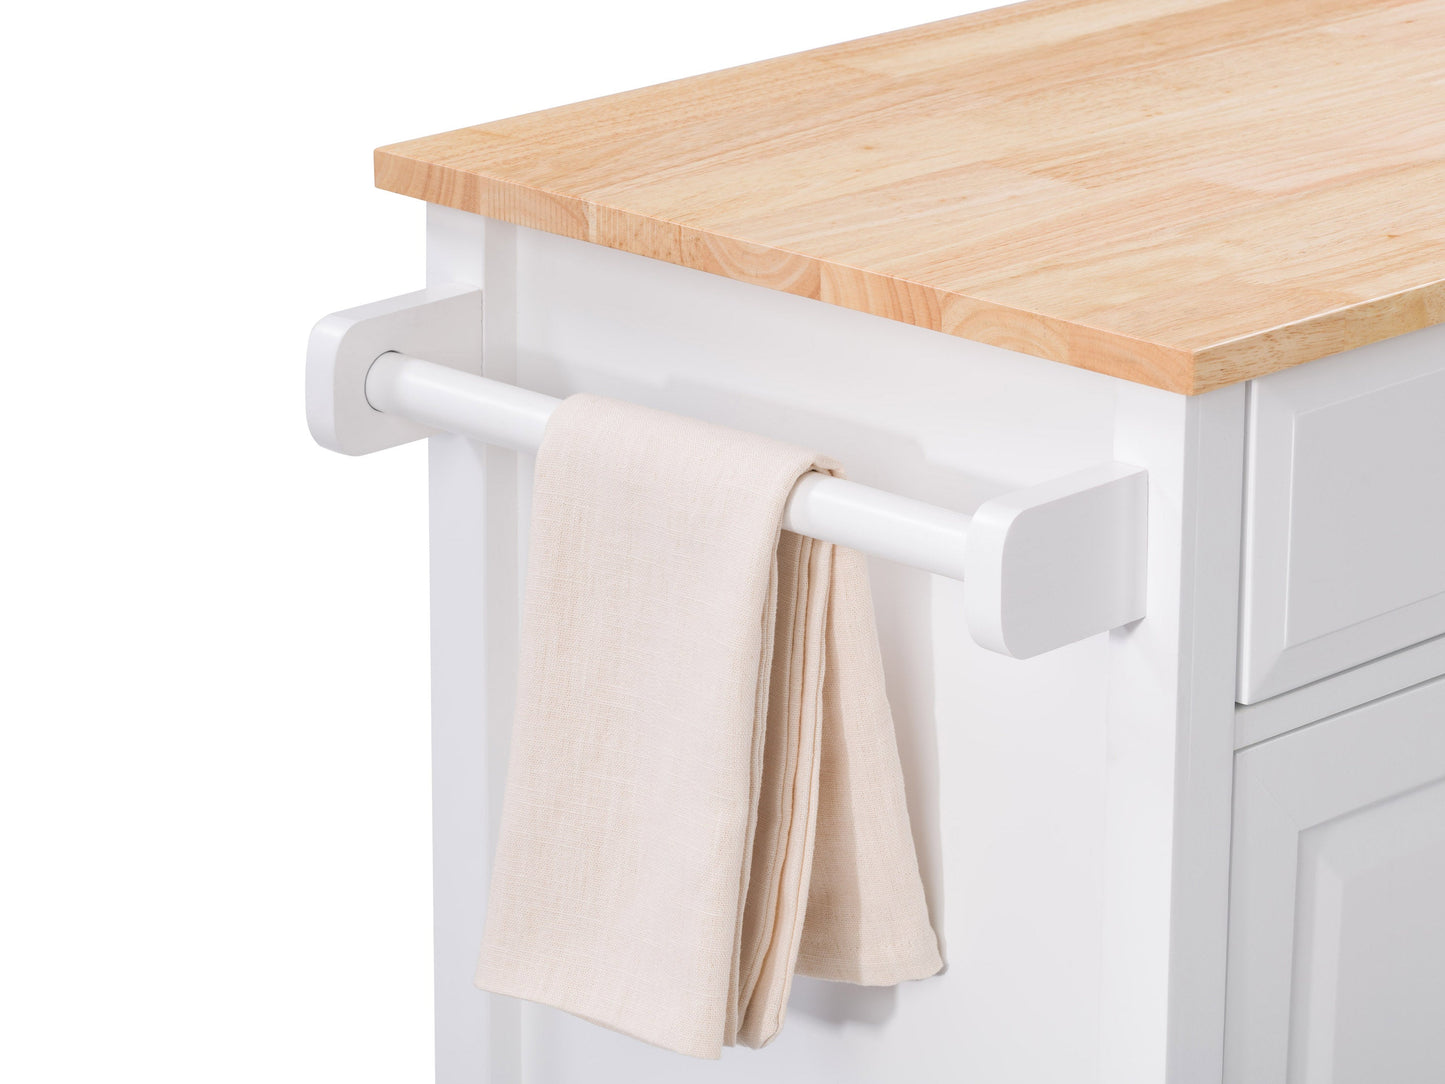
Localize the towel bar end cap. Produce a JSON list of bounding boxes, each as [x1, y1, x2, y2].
[[963, 463, 1148, 658]]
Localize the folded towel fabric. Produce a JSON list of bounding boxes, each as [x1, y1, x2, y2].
[[475, 394, 941, 1058]]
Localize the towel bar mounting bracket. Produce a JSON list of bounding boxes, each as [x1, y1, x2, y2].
[[306, 284, 483, 456]]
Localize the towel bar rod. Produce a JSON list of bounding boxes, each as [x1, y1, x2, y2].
[[365, 352, 974, 581]]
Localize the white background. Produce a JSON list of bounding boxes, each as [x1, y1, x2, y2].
[[1, 2, 991, 1080]]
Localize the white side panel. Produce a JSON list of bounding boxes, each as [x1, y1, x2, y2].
[[509, 225, 1120, 1083], [1225, 675, 1445, 1083], [1237, 325, 1445, 703]]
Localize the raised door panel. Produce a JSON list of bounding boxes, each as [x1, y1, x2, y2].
[[1224, 675, 1445, 1083], [1236, 324, 1445, 704]]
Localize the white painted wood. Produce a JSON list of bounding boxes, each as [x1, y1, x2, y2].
[[1104, 382, 1247, 1084], [1237, 325, 1445, 703], [426, 205, 522, 1084], [964, 462, 1147, 658], [1235, 631, 1445, 749], [1224, 675, 1445, 1083], [507, 223, 1124, 1081]]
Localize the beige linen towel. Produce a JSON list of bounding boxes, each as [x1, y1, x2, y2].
[[476, 394, 941, 1058]]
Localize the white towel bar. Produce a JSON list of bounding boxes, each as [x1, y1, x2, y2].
[[307, 284, 1149, 658], [365, 352, 977, 583]]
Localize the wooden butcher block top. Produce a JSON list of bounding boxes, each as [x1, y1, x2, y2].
[[375, 0, 1445, 394]]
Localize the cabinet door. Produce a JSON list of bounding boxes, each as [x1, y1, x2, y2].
[[1224, 675, 1445, 1083]]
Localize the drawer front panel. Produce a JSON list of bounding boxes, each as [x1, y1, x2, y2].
[[1237, 324, 1445, 704]]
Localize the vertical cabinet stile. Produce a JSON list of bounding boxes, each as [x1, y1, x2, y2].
[[426, 207, 522, 1083]]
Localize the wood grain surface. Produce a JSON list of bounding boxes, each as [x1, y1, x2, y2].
[[376, 0, 1445, 393]]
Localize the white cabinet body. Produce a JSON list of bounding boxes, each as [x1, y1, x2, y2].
[[416, 205, 1445, 1083]]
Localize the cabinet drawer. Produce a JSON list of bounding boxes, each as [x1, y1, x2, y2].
[[1237, 325, 1445, 704]]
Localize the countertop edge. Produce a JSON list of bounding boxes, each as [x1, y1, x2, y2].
[[378, 146, 1445, 396], [377, 145, 1204, 394]]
